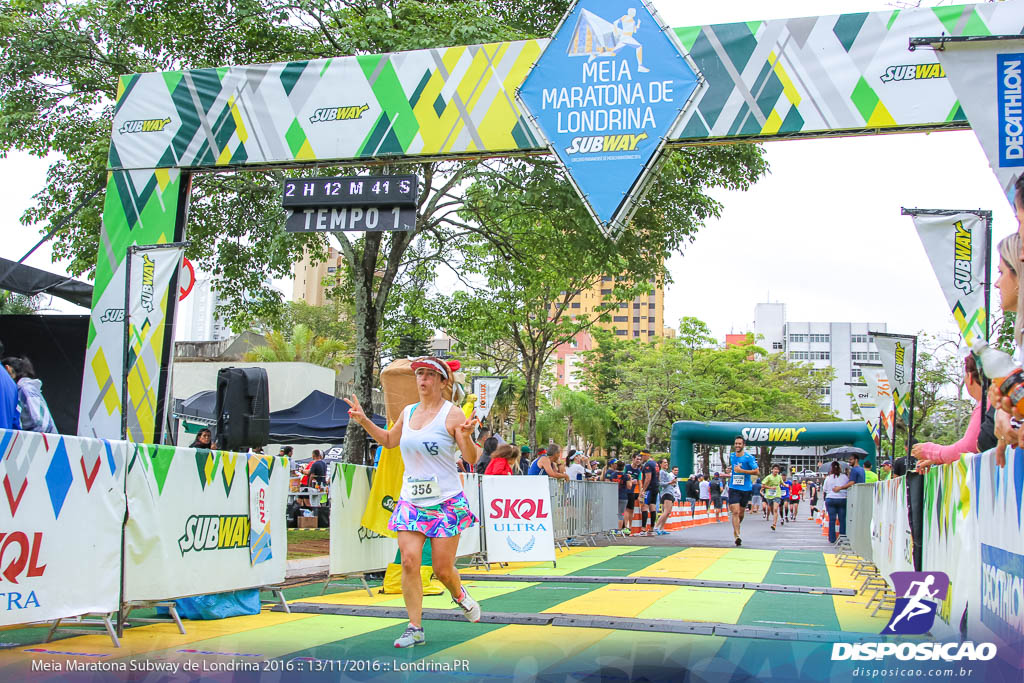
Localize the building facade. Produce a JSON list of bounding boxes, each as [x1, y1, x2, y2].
[[553, 278, 674, 388], [175, 278, 230, 342], [752, 303, 886, 421], [293, 247, 345, 307]]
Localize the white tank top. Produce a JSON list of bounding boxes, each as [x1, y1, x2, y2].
[[398, 400, 462, 506]]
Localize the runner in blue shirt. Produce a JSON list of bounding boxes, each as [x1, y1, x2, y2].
[[727, 436, 759, 546], [780, 479, 791, 526]]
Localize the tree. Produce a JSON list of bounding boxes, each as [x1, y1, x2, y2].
[[536, 385, 612, 454], [0, 291, 42, 315], [1, 0, 569, 462], [243, 323, 350, 368], [439, 145, 767, 454], [608, 338, 692, 450]]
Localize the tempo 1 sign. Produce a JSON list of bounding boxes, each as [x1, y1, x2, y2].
[[282, 174, 418, 233]]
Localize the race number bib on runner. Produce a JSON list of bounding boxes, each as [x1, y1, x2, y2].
[[731, 474, 745, 486], [403, 476, 440, 502], [767, 487, 780, 498]]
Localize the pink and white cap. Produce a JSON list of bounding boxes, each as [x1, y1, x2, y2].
[[410, 356, 453, 380]]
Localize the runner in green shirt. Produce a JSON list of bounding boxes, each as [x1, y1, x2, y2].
[[761, 465, 784, 530]]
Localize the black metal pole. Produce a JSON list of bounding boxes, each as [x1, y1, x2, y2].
[[907, 335, 919, 461], [121, 247, 134, 442]]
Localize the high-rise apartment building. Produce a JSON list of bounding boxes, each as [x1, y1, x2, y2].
[[752, 303, 886, 420], [553, 277, 674, 387], [293, 247, 345, 306], [175, 278, 230, 342]]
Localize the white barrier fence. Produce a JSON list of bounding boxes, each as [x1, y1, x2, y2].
[[125, 444, 287, 601], [0, 431, 126, 626], [0, 429, 287, 640], [329, 467, 620, 576]]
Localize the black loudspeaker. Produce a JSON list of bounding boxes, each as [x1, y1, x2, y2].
[[215, 367, 270, 451]]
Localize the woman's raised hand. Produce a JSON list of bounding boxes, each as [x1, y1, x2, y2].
[[342, 394, 366, 425]]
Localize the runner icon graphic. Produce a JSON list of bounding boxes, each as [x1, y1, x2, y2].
[[882, 571, 949, 635]]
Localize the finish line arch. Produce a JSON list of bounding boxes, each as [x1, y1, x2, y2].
[[82, 1, 1024, 441], [670, 421, 876, 478]]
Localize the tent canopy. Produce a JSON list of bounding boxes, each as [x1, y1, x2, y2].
[[174, 389, 387, 444], [0, 258, 94, 308]]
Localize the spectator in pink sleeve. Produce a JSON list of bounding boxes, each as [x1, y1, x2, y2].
[[914, 354, 983, 472]]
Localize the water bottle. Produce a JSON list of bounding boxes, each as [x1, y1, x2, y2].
[[971, 341, 1024, 410]]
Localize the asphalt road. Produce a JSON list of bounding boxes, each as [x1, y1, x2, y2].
[[595, 500, 837, 551]]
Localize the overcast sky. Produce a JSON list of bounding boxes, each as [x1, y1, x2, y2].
[[1, 0, 1012, 343]]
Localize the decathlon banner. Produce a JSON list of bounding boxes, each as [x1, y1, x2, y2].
[[859, 362, 895, 439], [910, 212, 988, 346], [122, 243, 185, 443], [471, 377, 504, 420], [968, 446, 1024, 664], [871, 475, 915, 583], [482, 475, 555, 563], [874, 334, 914, 424], [935, 38, 1024, 205], [0, 430, 126, 626], [124, 445, 287, 601]]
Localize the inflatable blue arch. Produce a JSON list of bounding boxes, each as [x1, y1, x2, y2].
[[670, 421, 876, 478]]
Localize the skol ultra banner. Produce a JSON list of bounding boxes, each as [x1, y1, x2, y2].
[[124, 444, 287, 601], [874, 335, 914, 425], [482, 475, 555, 563], [472, 377, 503, 420], [859, 362, 895, 440], [870, 475, 915, 583], [0, 430, 126, 626], [935, 38, 1024, 205], [911, 212, 988, 345]]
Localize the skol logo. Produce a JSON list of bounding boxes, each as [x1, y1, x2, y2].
[[565, 132, 648, 155], [309, 104, 369, 123], [178, 515, 250, 555], [952, 220, 973, 294], [489, 498, 549, 520], [0, 532, 46, 584], [740, 427, 807, 442], [119, 117, 172, 134], [140, 254, 155, 313], [879, 63, 946, 83], [381, 495, 396, 512]]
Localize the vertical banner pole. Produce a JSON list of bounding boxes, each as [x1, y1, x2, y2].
[[907, 335, 919, 461], [121, 247, 135, 442], [980, 210, 993, 420]]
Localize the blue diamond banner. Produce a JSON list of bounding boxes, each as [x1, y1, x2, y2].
[[518, 0, 700, 236]]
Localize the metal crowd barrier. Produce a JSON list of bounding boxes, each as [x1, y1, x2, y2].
[[548, 478, 621, 547]]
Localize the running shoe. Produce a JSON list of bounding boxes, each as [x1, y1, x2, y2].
[[655, 529, 668, 536], [454, 587, 481, 623], [771, 524, 776, 531], [735, 537, 742, 546], [394, 625, 425, 648], [622, 528, 631, 536]]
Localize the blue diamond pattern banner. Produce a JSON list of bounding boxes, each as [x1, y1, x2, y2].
[[518, 0, 700, 236]]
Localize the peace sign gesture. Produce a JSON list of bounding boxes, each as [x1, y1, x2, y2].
[[341, 393, 366, 426]]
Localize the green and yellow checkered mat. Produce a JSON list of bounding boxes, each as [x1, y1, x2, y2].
[[0, 546, 891, 680]]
